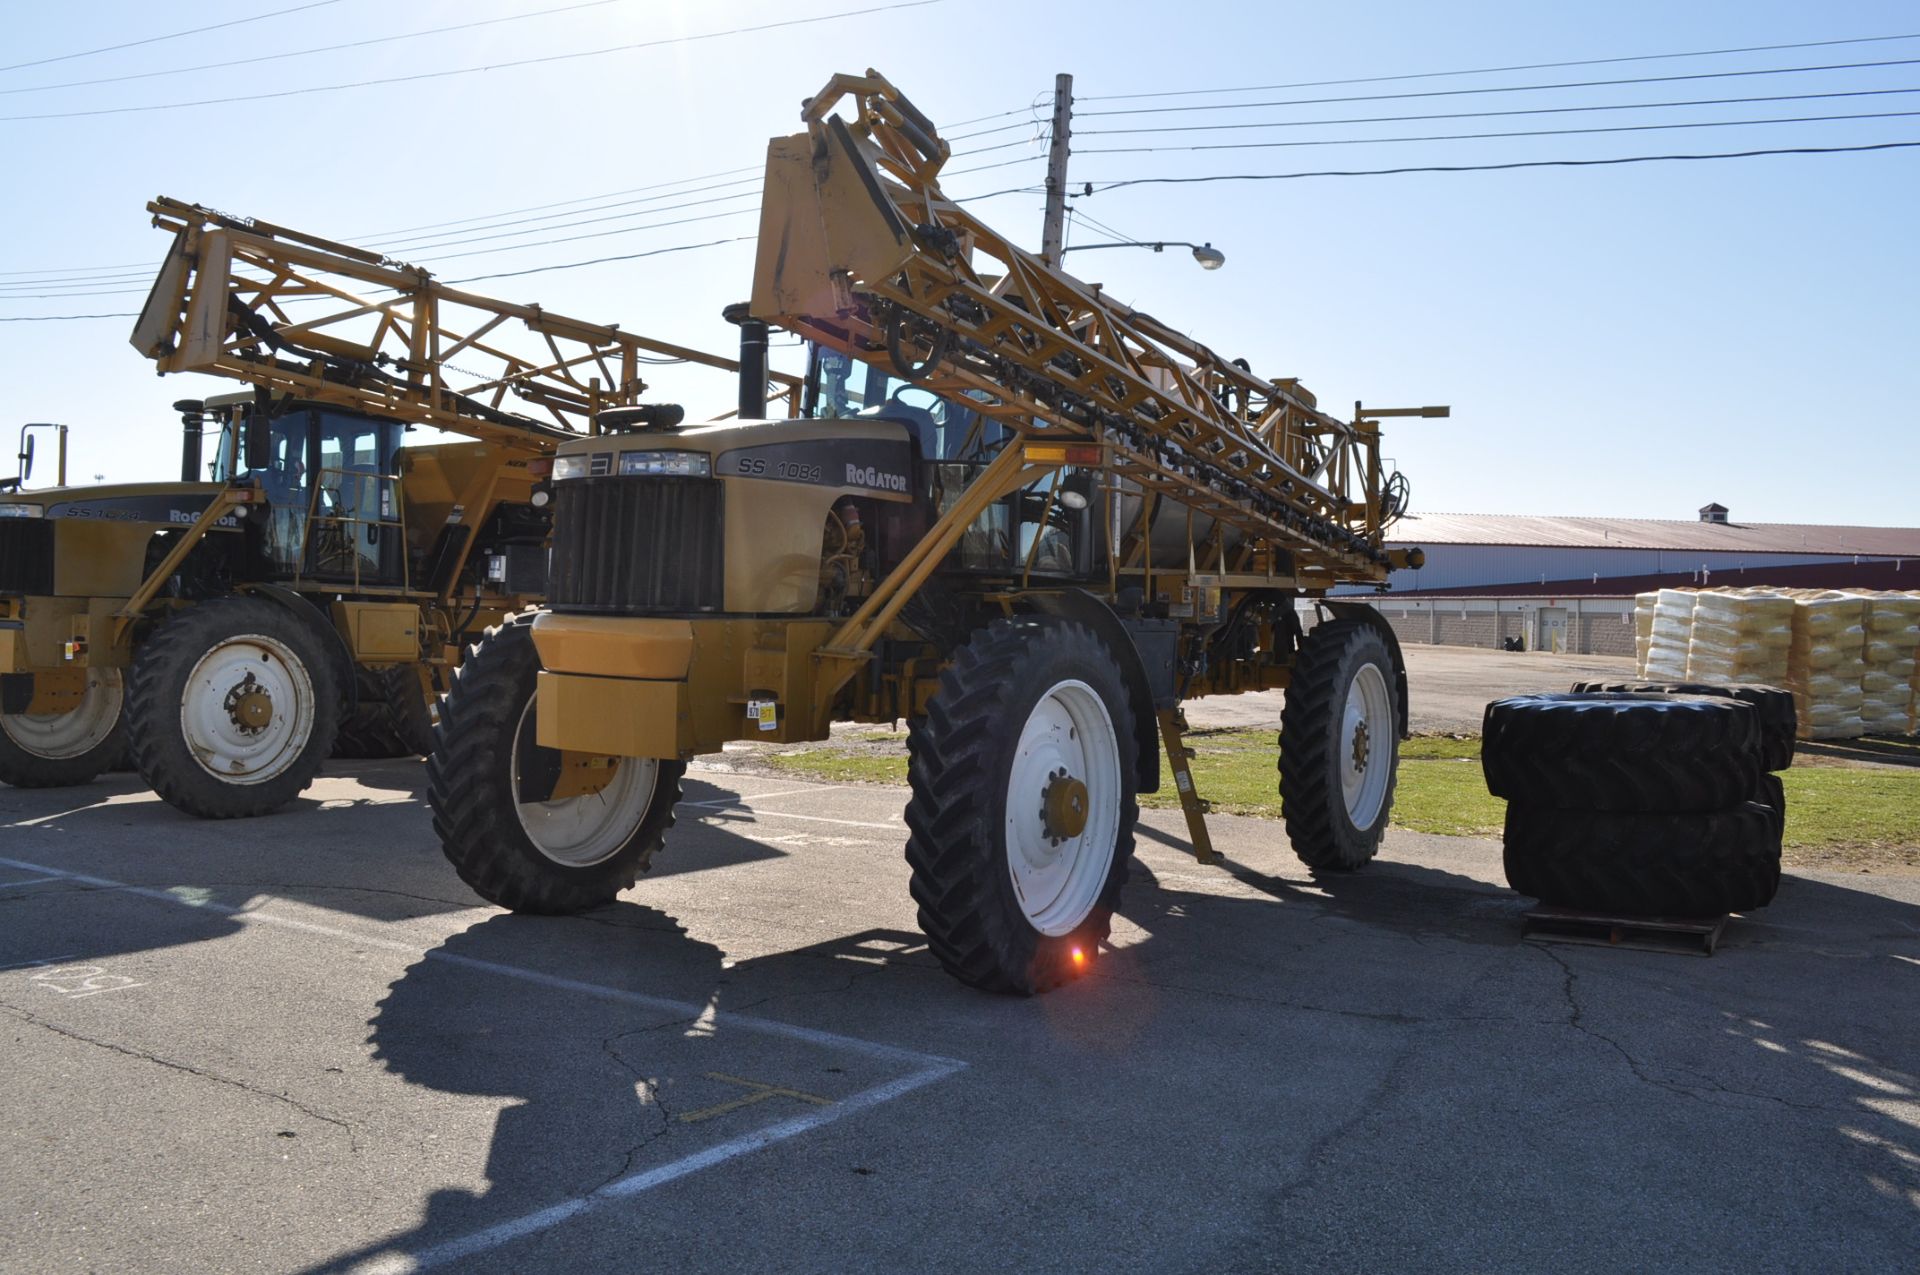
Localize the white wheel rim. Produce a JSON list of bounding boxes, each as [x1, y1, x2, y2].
[[178, 633, 316, 785], [1004, 678, 1122, 938], [0, 669, 123, 760], [510, 698, 660, 868], [1341, 663, 1394, 829]]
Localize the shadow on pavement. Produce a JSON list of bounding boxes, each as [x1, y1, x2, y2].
[[313, 906, 941, 1274]]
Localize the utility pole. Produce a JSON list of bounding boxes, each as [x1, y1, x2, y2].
[[1039, 72, 1073, 268]]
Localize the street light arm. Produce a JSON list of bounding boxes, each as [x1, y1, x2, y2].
[[1061, 240, 1199, 254], [1061, 239, 1226, 270]]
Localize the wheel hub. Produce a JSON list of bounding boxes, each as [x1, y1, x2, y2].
[[1039, 768, 1089, 844], [224, 674, 274, 734], [1350, 719, 1370, 772]]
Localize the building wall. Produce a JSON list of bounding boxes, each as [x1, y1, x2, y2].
[[1368, 597, 1637, 656]]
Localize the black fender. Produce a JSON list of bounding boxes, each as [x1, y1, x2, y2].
[[1321, 600, 1410, 740], [1015, 588, 1165, 793], [236, 583, 360, 708]]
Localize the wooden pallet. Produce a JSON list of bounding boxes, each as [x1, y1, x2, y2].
[[1521, 905, 1729, 957]]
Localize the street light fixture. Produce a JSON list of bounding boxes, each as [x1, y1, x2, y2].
[[1060, 240, 1227, 271]]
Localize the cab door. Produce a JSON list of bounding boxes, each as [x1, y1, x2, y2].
[[305, 412, 407, 587]]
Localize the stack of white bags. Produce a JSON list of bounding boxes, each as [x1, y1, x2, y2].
[[1687, 590, 1793, 685], [1642, 589, 1694, 680], [1787, 593, 1867, 740], [1633, 587, 1920, 739], [1861, 594, 1920, 735]]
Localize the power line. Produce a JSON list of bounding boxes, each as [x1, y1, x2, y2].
[[0, 232, 764, 319], [1, 0, 634, 97], [0, 0, 341, 74], [372, 127, 1030, 251], [1076, 85, 1920, 137], [1076, 109, 1920, 156], [0, 311, 141, 322], [1078, 31, 1920, 102], [1075, 139, 1920, 193], [416, 207, 761, 263], [0, 150, 1044, 294], [1076, 56, 1920, 118], [371, 189, 762, 254], [353, 168, 764, 241], [0, 0, 942, 122], [444, 235, 756, 285]]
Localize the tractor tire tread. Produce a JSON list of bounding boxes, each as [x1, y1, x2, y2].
[[1483, 692, 1761, 813], [427, 613, 683, 914], [1504, 800, 1782, 915]]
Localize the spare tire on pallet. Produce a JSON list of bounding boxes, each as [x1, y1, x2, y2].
[[1504, 800, 1783, 916], [1483, 692, 1761, 813], [1571, 680, 1796, 772]]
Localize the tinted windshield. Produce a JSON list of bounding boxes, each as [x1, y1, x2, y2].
[[806, 345, 1005, 461]]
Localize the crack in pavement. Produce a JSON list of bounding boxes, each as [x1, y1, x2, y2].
[[1095, 964, 1561, 1027], [1533, 945, 1852, 1115], [592, 1026, 679, 1194], [2, 1000, 360, 1150]]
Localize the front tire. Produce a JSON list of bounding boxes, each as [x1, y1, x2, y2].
[[427, 613, 683, 914], [904, 619, 1138, 995], [0, 669, 127, 788], [1280, 619, 1401, 872], [126, 597, 340, 818]]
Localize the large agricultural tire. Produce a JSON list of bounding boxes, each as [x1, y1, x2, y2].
[[0, 669, 127, 788], [1572, 680, 1796, 772], [428, 613, 683, 914], [1503, 801, 1782, 916], [333, 665, 440, 759], [1482, 693, 1761, 813], [904, 618, 1138, 995], [1752, 771, 1787, 841], [125, 596, 341, 819], [1279, 618, 1400, 872]]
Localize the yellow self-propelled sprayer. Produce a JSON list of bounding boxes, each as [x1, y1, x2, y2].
[[426, 70, 1443, 995]]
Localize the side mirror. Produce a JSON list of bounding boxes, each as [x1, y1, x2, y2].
[[244, 413, 272, 472], [18, 435, 33, 485]]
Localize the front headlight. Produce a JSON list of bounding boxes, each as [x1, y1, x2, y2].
[[618, 450, 709, 477], [0, 502, 45, 518], [552, 454, 593, 481]]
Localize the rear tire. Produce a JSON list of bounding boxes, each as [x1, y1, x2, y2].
[[334, 665, 439, 759], [126, 597, 340, 818], [1504, 801, 1782, 916], [1279, 619, 1400, 872], [428, 613, 683, 914], [904, 619, 1137, 995], [1483, 692, 1760, 813]]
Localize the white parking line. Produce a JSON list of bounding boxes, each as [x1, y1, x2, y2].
[[697, 806, 904, 832], [352, 1059, 963, 1275], [683, 784, 842, 808], [0, 852, 966, 1268]]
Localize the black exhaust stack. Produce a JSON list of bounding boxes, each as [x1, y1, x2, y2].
[[175, 399, 205, 482], [722, 302, 768, 421]]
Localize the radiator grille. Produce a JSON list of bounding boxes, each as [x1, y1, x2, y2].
[[0, 520, 54, 595], [547, 477, 724, 613]]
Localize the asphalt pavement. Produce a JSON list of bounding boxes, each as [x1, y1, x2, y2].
[[2, 762, 1916, 1273], [1186, 644, 1638, 734]]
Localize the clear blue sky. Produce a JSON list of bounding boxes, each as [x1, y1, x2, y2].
[[3, 0, 1915, 525]]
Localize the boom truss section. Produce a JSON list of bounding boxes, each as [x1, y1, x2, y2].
[[133, 197, 793, 452], [751, 71, 1424, 583]]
